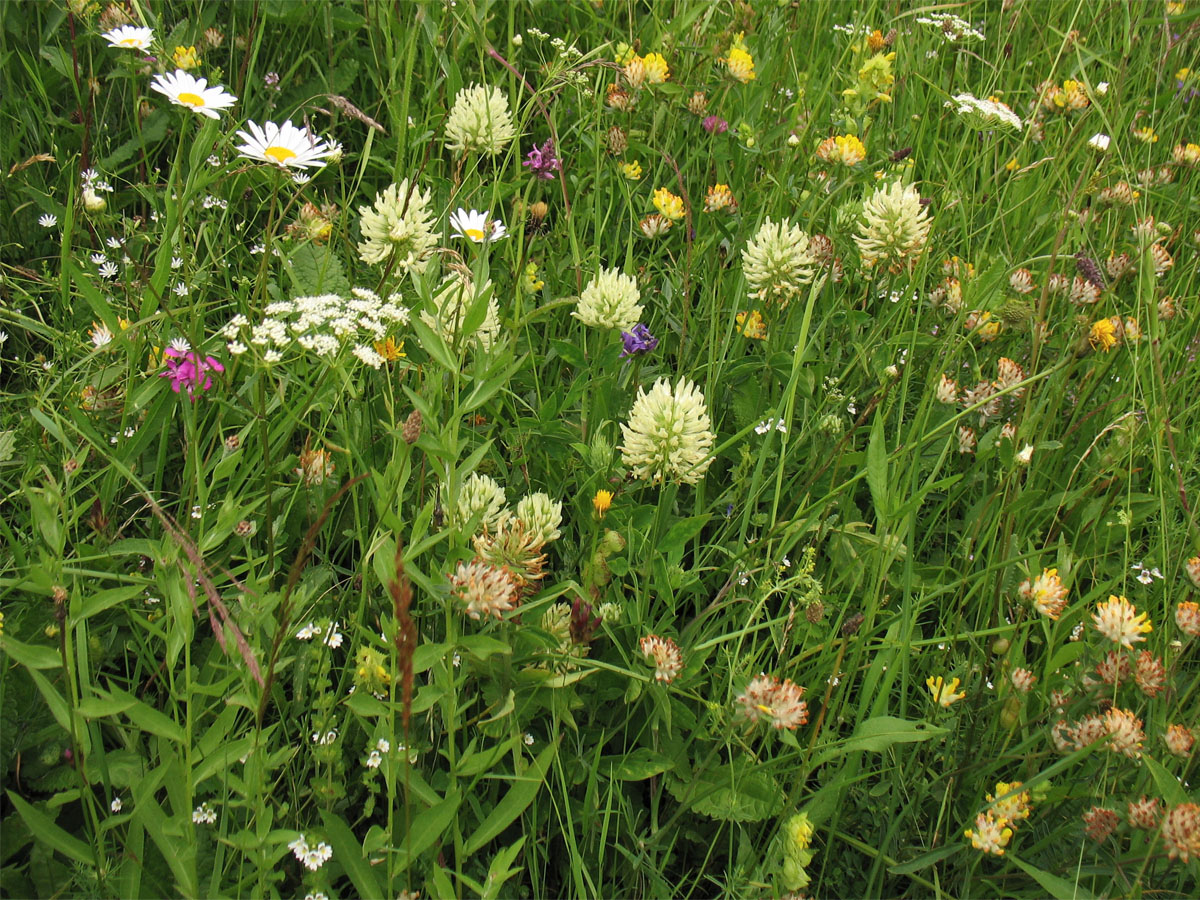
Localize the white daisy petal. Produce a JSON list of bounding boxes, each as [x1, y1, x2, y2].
[[150, 70, 237, 119], [449, 208, 507, 243], [234, 120, 335, 170], [102, 25, 154, 50]]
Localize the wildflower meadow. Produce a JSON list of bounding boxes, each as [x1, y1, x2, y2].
[[3, 1, 1200, 897]]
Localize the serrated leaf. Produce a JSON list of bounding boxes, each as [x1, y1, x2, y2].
[[285, 242, 350, 297], [0, 430, 16, 463], [665, 758, 782, 822]]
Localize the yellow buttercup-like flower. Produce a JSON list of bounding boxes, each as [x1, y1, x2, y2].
[[173, 45, 200, 70], [621, 160, 643, 180], [927, 675, 966, 707], [724, 45, 756, 83], [640, 52, 670, 84]]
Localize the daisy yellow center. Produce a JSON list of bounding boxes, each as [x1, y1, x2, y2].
[[264, 145, 298, 164], [178, 92, 206, 107], [118, 37, 141, 46], [465, 227, 485, 241]]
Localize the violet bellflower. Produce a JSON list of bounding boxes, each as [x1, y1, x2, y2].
[[620, 323, 658, 358], [522, 139, 562, 180], [160, 347, 224, 399]]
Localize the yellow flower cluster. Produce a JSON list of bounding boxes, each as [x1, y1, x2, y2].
[[653, 187, 685, 220], [816, 134, 866, 166], [723, 34, 756, 83]]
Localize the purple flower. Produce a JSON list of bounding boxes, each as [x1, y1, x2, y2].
[[160, 347, 224, 399], [522, 139, 562, 180], [702, 115, 728, 135], [619, 323, 658, 358]]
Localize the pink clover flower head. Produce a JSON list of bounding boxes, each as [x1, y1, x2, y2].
[[702, 115, 728, 134], [160, 347, 224, 398]]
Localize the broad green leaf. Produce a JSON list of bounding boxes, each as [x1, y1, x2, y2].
[[867, 413, 890, 520], [77, 585, 145, 621], [1, 635, 62, 670], [658, 515, 711, 558], [811, 716, 948, 766], [6, 792, 94, 866], [319, 810, 381, 899], [665, 758, 782, 822], [1143, 754, 1191, 806], [464, 742, 557, 854], [1007, 854, 1097, 900], [393, 790, 463, 870], [602, 747, 675, 781]]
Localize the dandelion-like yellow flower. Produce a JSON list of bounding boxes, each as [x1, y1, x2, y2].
[[640, 52, 670, 84], [1089, 317, 1118, 351], [927, 675, 966, 707], [816, 134, 866, 166], [653, 187, 685, 221], [173, 45, 200, 70], [1092, 595, 1152, 647], [724, 45, 756, 83], [620, 160, 643, 180], [592, 489, 613, 517], [965, 811, 1012, 855]]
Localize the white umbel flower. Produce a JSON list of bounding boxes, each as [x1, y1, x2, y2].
[[741, 218, 819, 308], [620, 378, 716, 485], [421, 271, 501, 351], [854, 181, 932, 273], [235, 120, 334, 169], [573, 268, 642, 330], [444, 83, 516, 156], [150, 70, 237, 119], [357, 179, 437, 269], [103, 25, 153, 50], [515, 492, 563, 545], [945, 93, 1022, 131]]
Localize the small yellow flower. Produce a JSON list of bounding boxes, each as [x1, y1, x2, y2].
[[736, 310, 767, 339], [593, 489, 613, 517], [521, 261, 544, 293], [614, 42, 637, 66], [816, 134, 866, 166], [1177, 67, 1192, 82], [641, 52, 670, 84], [724, 46, 756, 83], [927, 675, 966, 707], [1089, 317, 1118, 352], [703, 183, 736, 213], [1004, 157, 1019, 172], [1133, 126, 1159, 144], [373, 336, 406, 361], [621, 160, 643, 180], [172, 45, 200, 70], [653, 187, 685, 221]]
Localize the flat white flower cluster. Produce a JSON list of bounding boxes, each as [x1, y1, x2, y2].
[[220, 287, 408, 367], [916, 13, 985, 43], [946, 93, 1022, 132]]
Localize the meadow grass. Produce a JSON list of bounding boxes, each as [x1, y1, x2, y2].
[[1, 0, 1198, 897]]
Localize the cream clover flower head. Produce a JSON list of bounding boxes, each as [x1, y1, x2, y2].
[[742, 218, 819, 308], [444, 83, 516, 156], [450, 559, 518, 620], [620, 377, 715, 485], [445, 472, 507, 533], [515, 492, 563, 545], [421, 270, 501, 351], [103, 25, 153, 50], [150, 70, 237, 119], [235, 120, 335, 169], [573, 268, 642, 330], [357, 180, 437, 270], [854, 180, 932, 273]]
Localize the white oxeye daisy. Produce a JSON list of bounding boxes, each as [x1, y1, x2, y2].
[[235, 120, 334, 170], [449, 208, 508, 243], [103, 25, 154, 50], [150, 70, 237, 119], [39, 213, 57, 228]]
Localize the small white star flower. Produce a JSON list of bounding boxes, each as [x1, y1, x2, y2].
[[110, 797, 123, 813], [98, 262, 119, 279], [39, 213, 57, 228]]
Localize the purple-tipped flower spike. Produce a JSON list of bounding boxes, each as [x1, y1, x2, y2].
[[619, 323, 658, 358], [523, 139, 562, 180]]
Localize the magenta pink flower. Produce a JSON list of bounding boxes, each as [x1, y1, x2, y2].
[[702, 115, 728, 134], [160, 347, 224, 398]]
